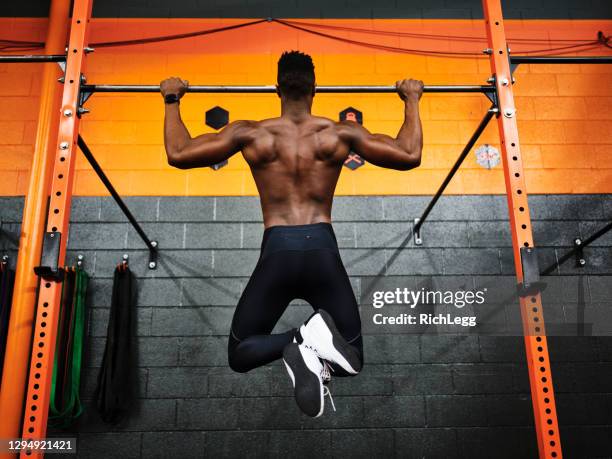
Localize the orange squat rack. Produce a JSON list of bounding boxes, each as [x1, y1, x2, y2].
[[0, 0, 611, 457]]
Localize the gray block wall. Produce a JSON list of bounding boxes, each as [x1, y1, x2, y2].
[[2, 0, 611, 19], [1, 194, 612, 458]]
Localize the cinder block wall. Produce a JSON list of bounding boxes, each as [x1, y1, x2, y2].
[[2, 194, 612, 458]]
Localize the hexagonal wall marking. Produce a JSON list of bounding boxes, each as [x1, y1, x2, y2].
[[205, 106, 229, 170], [339, 107, 365, 170], [210, 160, 228, 171], [205, 106, 229, 130]]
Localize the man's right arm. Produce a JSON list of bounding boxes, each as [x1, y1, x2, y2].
[[161, 77, 254, 169], [339, 78, 424, 171]]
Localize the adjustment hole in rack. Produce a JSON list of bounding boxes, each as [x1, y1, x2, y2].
[[545, 398, 550, 403], [45, 283, 50, 288], [51, 226, 57, 231], [515, 173, 520, 177], [547, 419, 553, 425], [42, 312, 47, 317], [512, 156, 518, 160], [511, 142, 516, 147], [545, 408, 551, 414], [28, 427, 34, 433], [524, 242, 529, 247], [517, 189, 522, 195], [53, 209, 59, 214], [521, 224, 527, 229], [33, 384, 39, 389], [543, 387, 549, 393], [519, 207, 524, 212], [58, 174, 63, 179], [540, 366, 545, 372], [43, 302, 48, 307], [535, 326, 541, 332], [55, 191, 61, 196], [35, 363, 41, 368], [533, 307, 538, 313], [536, 337, 542, 342], [31, 405, 37, 411], [29, 416, 35, 422]]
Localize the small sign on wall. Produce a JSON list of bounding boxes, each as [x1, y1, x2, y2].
[[475, 144, 501, 169]]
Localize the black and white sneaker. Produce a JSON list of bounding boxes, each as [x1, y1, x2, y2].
[[283, 342, 335, 417], [297, 309, 362, 375]]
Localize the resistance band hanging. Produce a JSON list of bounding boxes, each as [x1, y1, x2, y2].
[[94, 263, 136, 423], [0, 261, 15, 382], [49, 266, 89, 428]]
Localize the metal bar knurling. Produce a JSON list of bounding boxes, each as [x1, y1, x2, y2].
[[19, 0, 93, 456], [482, 0, 562, 457]]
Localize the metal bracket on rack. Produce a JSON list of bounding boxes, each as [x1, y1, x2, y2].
[[484, 75, 500, 114], [517, 247, 547, 297], [34, 231, 64, 281]]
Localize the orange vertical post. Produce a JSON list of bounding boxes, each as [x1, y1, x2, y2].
[[482, 0, 562, 458], [0, 0, 70, 451], [18, 0, 93, 456]]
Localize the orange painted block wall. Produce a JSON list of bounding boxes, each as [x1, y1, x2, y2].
[[0, 18, 611, 196]]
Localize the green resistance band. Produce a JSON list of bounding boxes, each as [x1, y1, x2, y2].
[[49, 267, 89, 428]]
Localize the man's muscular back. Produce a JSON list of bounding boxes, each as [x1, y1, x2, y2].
[[238, 115, 350, 227]]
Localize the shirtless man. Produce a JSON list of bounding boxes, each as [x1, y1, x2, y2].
[[161, 51, 423, 417]]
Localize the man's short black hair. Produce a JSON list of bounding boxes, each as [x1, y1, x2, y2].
[[277, 51, 315, 99]]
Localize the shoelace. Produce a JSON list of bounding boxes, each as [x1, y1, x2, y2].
[[323, 386, 336, 412], [320, 361, 336, 412], [321, 360, 333, 382]]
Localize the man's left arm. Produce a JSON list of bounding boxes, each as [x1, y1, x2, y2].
[[161, 77, 252, 169]]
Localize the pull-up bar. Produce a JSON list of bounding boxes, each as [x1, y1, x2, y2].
[[510, 55, 612, 64], [81, 84, 495, 94], [0, 54, 66, 62]]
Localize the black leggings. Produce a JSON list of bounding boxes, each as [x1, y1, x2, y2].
[[228, 223, 363, 375]]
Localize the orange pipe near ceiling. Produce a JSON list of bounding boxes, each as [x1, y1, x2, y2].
[[0, 0, 70, 451]]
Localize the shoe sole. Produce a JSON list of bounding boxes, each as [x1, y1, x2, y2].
[[283, 343, 324, 418], [312, 309, 362, 375]]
